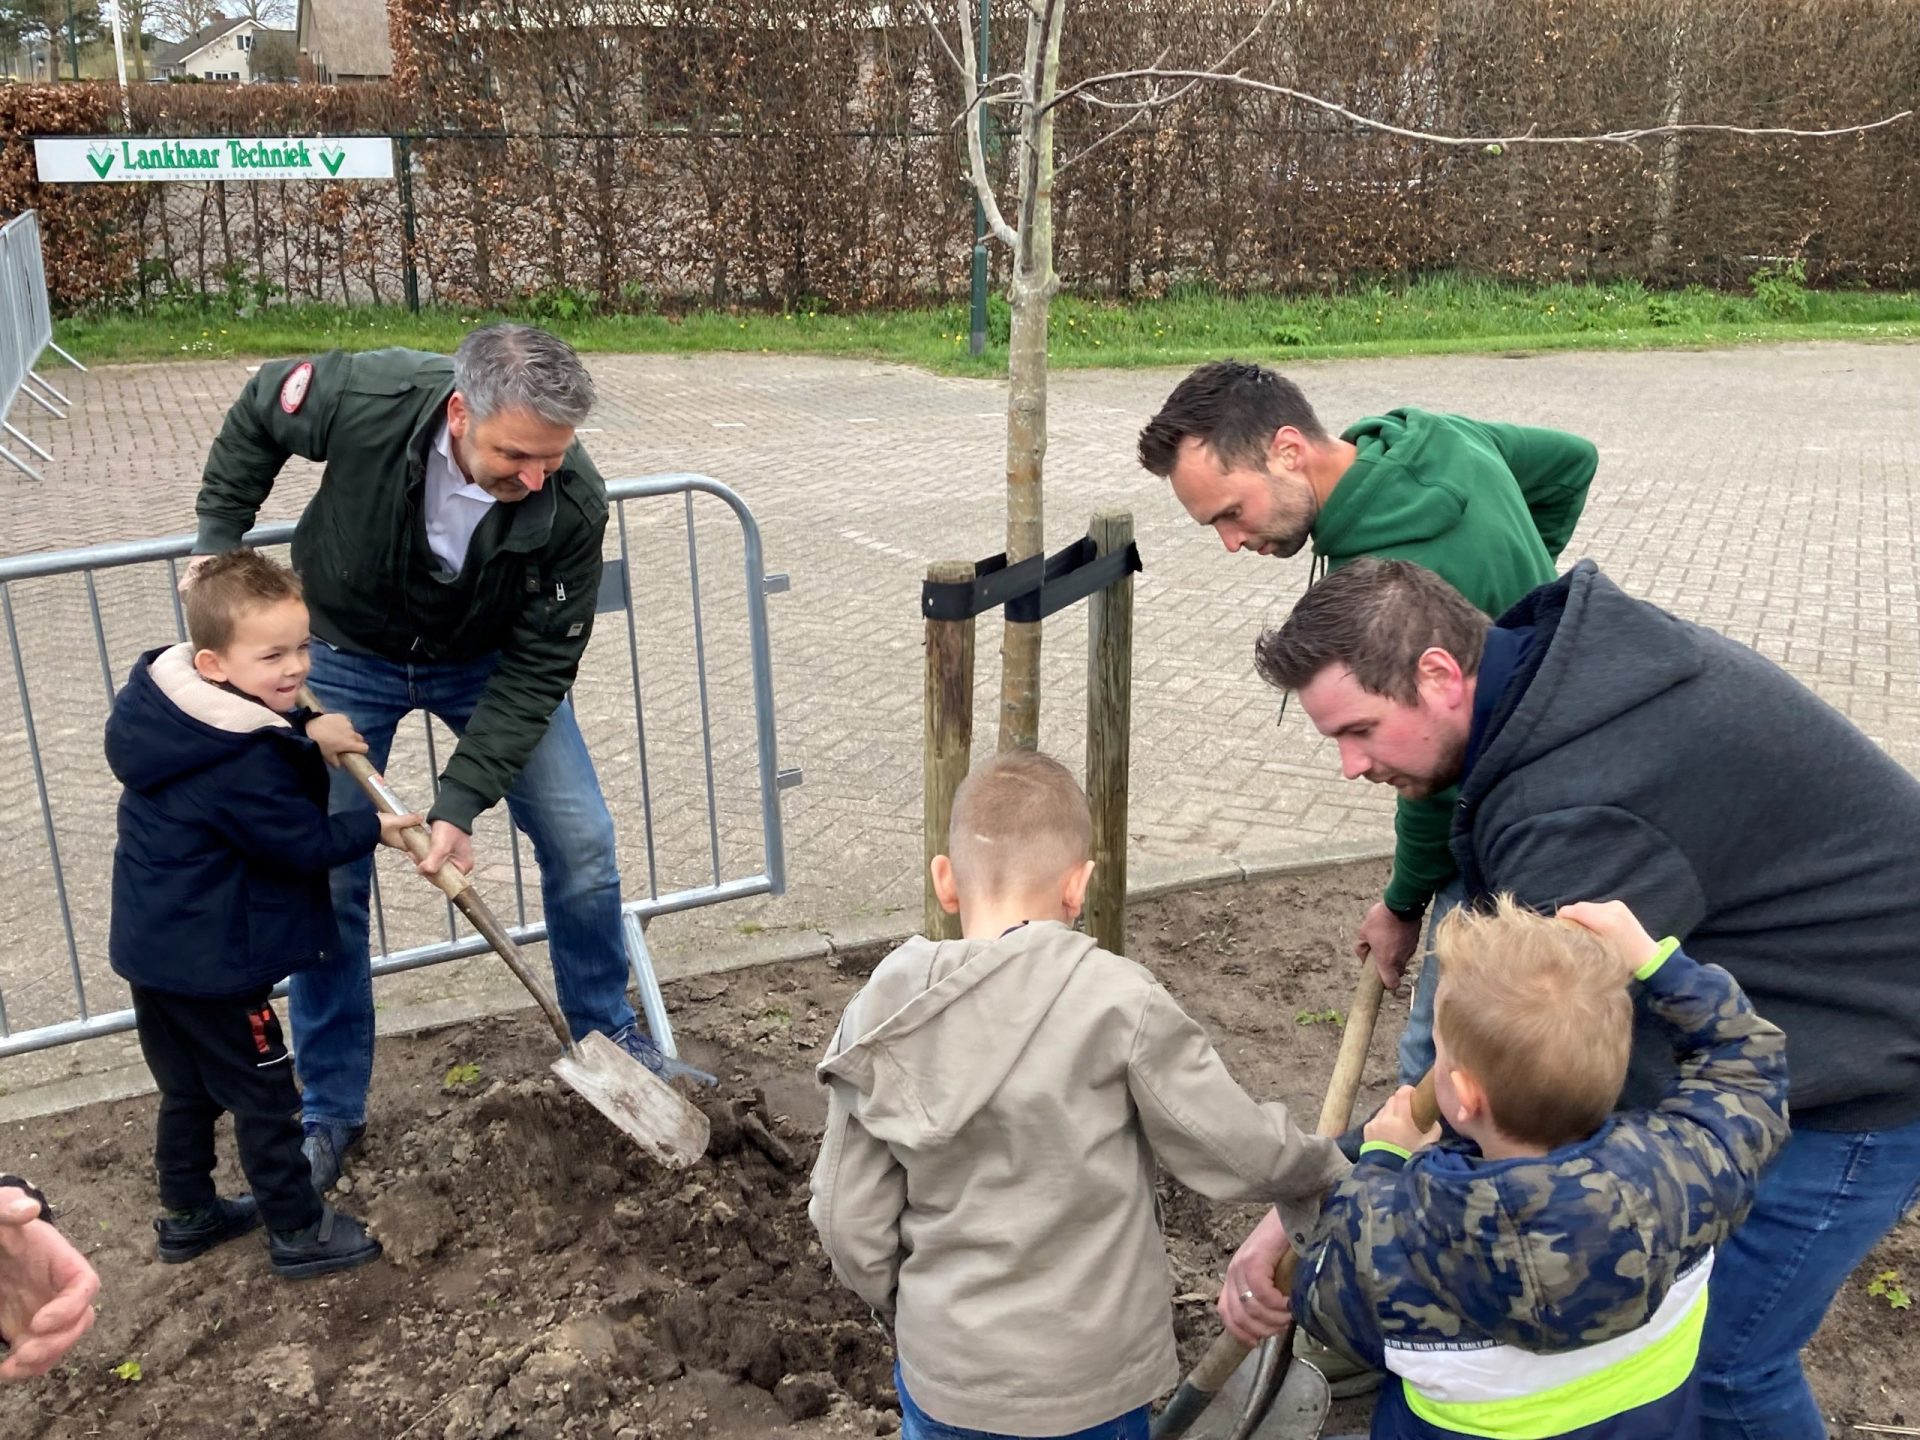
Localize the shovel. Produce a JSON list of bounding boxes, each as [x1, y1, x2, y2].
[[299, 688, 710, 1170], [1154, 959, 1440, 1440]]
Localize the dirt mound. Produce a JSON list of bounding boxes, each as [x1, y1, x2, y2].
[[358, 1077, 895, 1440], [9, 1052, 894, 1440], [5, 862, 1914, 1438]]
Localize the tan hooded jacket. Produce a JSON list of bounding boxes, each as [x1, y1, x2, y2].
[[808, 922, 1348, 1434]]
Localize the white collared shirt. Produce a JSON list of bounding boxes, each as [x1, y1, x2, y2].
[[423, 422, 497, 576]]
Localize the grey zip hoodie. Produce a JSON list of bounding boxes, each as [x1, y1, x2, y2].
[[809, 921, 1348, 1433], [1457, 561, 1920, 1131]]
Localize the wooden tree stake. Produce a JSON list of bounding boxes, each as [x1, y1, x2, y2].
[[1085, 510, 1134, 956], [924, 560, 976, 941]]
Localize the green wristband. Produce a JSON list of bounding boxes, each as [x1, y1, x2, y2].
[[1634, 936, 1682, 982]]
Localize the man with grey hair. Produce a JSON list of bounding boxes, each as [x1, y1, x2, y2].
[[187, 324, 704, 1193]]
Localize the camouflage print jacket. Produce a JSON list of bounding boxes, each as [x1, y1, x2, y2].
[[1295, 944, 1788, 1440]]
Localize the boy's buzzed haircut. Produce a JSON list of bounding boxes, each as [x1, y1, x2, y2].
[[1434, 895, 1633, 1148], [946, 750, 1092, 899], [185, 549, 304, 654]]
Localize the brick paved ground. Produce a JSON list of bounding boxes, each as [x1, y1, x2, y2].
[[3, 340, 1916, 1091]]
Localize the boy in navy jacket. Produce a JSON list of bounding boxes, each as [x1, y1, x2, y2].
[[107, 550, 416, 1278]]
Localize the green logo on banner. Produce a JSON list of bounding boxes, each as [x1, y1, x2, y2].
[[86, 147, 114, 178], [319, 147, 345, 176]]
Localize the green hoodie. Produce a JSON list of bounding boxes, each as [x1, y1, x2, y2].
[[1312, 409, 1597, 912]]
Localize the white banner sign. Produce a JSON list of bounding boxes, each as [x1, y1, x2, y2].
[[33, 135, 395, 183]]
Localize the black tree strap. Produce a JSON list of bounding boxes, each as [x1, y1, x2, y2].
[[922, 535, 1143, 624]]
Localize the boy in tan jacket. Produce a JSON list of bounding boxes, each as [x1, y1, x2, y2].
[[809, 751, 1349, 1439]]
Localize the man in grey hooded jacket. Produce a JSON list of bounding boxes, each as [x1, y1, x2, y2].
[[1236, 556, 1920, 1440]]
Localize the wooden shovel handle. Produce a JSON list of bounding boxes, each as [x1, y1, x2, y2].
[[297, 686, 575, 1050], [297, 686, 467, 900], [1191, 966, 1443, 1395]]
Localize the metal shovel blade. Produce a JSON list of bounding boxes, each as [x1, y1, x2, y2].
[[550, 1030, 711, 1170], [1179, 1338, 1332, 1440]]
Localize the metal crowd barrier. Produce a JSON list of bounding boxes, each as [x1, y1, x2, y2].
[[0, 473, 800, 1060], [0, 210, 87, 481]]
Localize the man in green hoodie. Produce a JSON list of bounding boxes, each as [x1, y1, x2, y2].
[[1138, 360, 1597, 1094]]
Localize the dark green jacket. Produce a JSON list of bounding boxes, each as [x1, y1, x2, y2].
[[193, 347, 608, 831], [1313, 409, 1597, 913]]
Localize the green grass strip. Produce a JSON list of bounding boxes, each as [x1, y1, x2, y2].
[[55, 274, 1920, 373]]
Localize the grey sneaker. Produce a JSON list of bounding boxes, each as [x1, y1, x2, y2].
[[609, 1023, 718, 1088], [1294, 1328, 1384, 1399], [301, 1122, 366, 1194]]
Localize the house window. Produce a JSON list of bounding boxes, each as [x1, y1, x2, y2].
[[237, 32, 252, 50]]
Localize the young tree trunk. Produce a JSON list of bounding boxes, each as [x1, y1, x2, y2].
[[996, 0, 1065, 754], [1648, 14, 1689, 275]]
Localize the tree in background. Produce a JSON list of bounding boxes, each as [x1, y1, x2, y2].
[[0, 3, 25, 74], [229, 0, 292, 26], [144, 0, 217, 39], [0, 0, 103, 74], [249, 23, 293, 78]]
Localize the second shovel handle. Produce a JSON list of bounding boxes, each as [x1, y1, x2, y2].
[[1170, 970, 1448, 1421], [1317, 958, 1390, 1136], [1273, 957, 1442, 1298]]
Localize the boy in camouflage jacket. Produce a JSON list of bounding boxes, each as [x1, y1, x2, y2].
[[1294, 897, 1788, 1440]]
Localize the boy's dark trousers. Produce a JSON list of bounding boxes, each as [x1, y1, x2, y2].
[[130, 984, 323, 1234]]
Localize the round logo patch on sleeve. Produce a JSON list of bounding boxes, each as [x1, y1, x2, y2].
[[279, 361, 314, 414]]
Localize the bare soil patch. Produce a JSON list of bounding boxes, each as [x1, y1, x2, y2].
[[3, 860, 1911, 1438]]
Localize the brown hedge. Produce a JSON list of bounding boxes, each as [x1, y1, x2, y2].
[[3, 0, 1916, 313]]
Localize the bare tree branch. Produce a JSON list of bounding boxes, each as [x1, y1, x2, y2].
[[1055, 102, 1158, 178], [1062, 0, 1277, 123], [1015, 0, 1066, 263], [926, 0, 1018, 248], [946, 73, 1027, 133], [912, 0, 969, 82], [1043, 66, 1917, 147], [1055, 43, 1188, 176], [1200, 0, 1284, 83]]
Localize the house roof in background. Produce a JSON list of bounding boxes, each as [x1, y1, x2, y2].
[[298, 0, 393, 77], [151, 15, 253, 67]]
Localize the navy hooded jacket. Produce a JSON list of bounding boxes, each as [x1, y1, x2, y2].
[[106, 643, 382, 997], [1454, 561, 1920, 1133]]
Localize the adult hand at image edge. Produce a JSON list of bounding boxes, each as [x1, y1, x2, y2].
[[0, 1186, 100, 1383]]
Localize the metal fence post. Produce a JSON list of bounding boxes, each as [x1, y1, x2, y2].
[[967, 0, 991, 357], [396, 134, 422, 314]]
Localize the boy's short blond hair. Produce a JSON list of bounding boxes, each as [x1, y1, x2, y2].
[[186, 549, 303, 654], [946, 751, 1092, 900], [1433, 895, 1631, 1148]]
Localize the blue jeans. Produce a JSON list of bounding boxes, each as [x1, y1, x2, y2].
[[1698, 1116, 1920, 1440], [894, 1363, 1149, 1440], [1395, 879, 1466, 1086], [293, 644, 636, 1129]]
